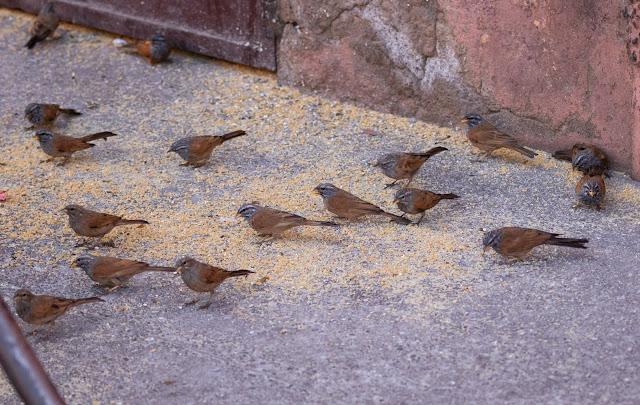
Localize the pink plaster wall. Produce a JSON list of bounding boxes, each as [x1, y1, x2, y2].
[[278, 0, 640, 178]]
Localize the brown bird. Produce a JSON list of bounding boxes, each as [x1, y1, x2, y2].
[[176, 257, 254, 309], [312, 183, 411, 225], [482, 226, 588, 261], [14, 289, 103, 333], [393, 188, 460, 225], [374, 147, 448, 188], [236, 203, 338, 238], [73, 254, 175, 289], [127, 33, 171, 63], [461, 113, 537, 159], [571, 143, 608, 176], [553, 143, 609, 176], [62, 204, 149, 246], [25, 2, 59, 49], [168, 130, 246, 166], [34, 129, 117, 165], [574, 174, 605, 210], [25, 103, 81, 128]]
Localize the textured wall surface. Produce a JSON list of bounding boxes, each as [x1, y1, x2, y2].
[[278, 0, 640, 178]]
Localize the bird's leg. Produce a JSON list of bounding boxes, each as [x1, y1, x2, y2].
[[255, 235, 274, 245], [405, 178, 413, 188], [75, 238, 89, 247], [415, 213, 426, 225], [572, 203, 581, 210], [89, 237, 104, 249], [56, 157, 71, 167], [198, 292, 215, 310], [477, 153, 490, 162], [101, 240, 116, 248], [384, 180, 398, 189], [184, 293, 202, 306]]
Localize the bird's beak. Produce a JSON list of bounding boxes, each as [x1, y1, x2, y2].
[[176, 265, 183, 273], [167, 149, 173, 153], [588, 190, 596, 197], [33, 135, 39, 140], [61, 208, 68, 213], [312, 189, 320, 195], [70, 262, 77, 268], [13, 296, 20, 301], [461, 119, 468, 123], [235, 212, 242, 218], [482, 245, 489, 255], [393, 199, 399, 205]]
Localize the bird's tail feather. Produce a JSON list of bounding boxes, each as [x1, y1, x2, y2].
[[544, 236, 588, 249], [80, 132, 117, 142]]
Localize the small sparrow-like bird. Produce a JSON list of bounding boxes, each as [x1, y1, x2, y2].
[[574, 174, 605, 210], [312, 183, 411, 225], [461, 113, 537, 159], [169, 130, 246, 166], [25, 2, 59, 49], [393, 188, 460, 225], [572, 143, 608, 176], [124, 33, 171, 63], [73, 254, 175, 289], [25, 103, 81, 127], [62, 204, 149, 246], [176, 257, 254, 309], [554, 143, 609, 176], [14, 289, 103, 333], [374, 146, 448, 188], [236, 203, 338, 238], [34, 129, 117, 164], [482, 227, 588, 261]]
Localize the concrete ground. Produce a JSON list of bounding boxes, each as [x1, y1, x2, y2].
[[1, 8, 639, 405]]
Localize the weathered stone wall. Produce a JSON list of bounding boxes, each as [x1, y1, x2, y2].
[[278, 0, 640, 178]]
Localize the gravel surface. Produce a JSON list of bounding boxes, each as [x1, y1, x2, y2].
[[1, 8, 639, 404]]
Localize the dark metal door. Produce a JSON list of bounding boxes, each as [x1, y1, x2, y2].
[[1, 0, 278, 70]]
